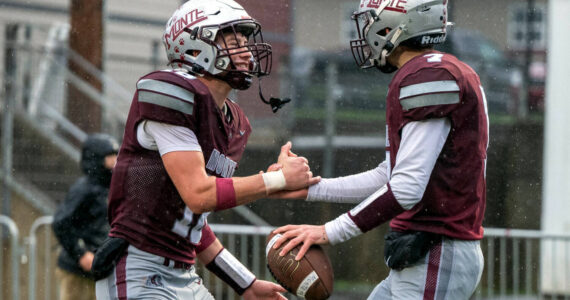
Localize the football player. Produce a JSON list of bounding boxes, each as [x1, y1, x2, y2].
[[95, 1, 319, 299], [271, 0, 487, 298]]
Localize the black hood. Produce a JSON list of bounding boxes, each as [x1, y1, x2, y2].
[[81, 133, 119, 185]]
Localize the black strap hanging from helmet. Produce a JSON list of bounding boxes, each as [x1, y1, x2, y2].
[[258, 78, 291, 113]]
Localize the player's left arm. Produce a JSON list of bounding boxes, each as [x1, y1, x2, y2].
[[197, 234, 286, 299], [305, 161, 389, 203], [267, 156, 389, 203], [273, 118, 451, 258]]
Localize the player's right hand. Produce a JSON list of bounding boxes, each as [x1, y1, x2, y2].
[[277, 142, 321, 190], [272, 224, 329, 261], [243, 279, 287, 300]]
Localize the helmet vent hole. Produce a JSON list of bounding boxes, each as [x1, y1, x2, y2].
[[377, 27, 391, 37], [186, 50, 201, 58]]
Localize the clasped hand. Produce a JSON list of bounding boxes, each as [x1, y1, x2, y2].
[[272, 141, 321, 190]]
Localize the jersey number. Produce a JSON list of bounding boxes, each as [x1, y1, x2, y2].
[[172, 207, 209, 244]]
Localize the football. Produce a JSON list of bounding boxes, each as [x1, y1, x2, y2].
[[265, 232, 334, 300]]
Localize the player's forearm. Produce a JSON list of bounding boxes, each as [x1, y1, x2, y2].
[[307, 162, 388, 203], [233, 173, 273, 205], [200, 238, 257, 295], [211, 171, 287, 208], [181, 173, 276, 214], [197, 238, 224, 265]]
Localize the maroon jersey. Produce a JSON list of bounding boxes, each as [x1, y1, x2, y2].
[[387, 51, 488, 240], [107, 70, 252, 264]]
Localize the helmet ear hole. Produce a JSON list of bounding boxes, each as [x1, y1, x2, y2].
[[185, 50, 202, 58], [377, 27, 391, 37]]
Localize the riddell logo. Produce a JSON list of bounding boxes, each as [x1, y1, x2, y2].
[[421, 34, 446, 44], [164, 9, 207, 49]]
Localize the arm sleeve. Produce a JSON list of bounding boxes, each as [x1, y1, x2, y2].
[[390, 118, 451, 209], [306, 161, 389, 203], [324, 118, 451, 243], [52, 183, 89, 260], [137, 120, 202, 156]]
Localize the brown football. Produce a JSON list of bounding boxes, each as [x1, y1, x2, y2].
[[265, 232, 334, 300]]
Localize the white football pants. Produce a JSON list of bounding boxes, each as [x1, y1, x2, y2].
[[96, 245, 214, 300]]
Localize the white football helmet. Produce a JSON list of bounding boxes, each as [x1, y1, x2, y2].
[[350, 0, 451, 73], [163, 0, 272, 90]]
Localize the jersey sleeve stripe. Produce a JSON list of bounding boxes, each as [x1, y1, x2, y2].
[[347, 183, 405, 233], [399, 80, 460, 99], [138, 90, 194, 115], [400, 93, 460, 110], [350, 185, 389, 216], [137, 79, 195, 104]]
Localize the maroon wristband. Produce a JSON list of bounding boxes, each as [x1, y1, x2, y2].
[[215, 177, 237, 211]]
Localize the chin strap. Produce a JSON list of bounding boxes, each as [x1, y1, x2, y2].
[[258, 78, 291, 113], [379, 26, 404, 68]]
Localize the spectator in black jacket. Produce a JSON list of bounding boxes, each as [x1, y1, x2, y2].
[[52, 133, 119, 300]]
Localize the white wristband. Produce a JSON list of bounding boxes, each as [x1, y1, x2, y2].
[[214, 249, 256, 290], [261, 169, 286, 194]]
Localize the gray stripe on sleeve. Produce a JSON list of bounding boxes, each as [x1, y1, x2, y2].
[[400, 93, 460, 110], [138, 91, 194, 115], [399, 80, 460, 99], [137, 79, 195, 104]]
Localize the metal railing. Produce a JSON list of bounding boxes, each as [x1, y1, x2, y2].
[[27, 216, 55, 300], [0, 215, 21, 300], [474, 228, 570, 300], [203, 224, 276, 299], [23, 219, 275, 300]]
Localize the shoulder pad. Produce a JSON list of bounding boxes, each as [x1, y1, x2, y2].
[[399, 79, 460, 110], [137, 77, 195, 115]]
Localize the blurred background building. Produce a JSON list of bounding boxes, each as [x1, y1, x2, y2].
[[1, 0, 567, 299]]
